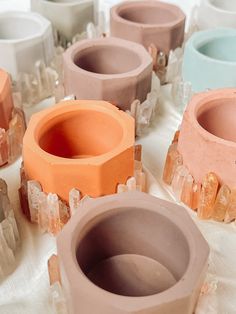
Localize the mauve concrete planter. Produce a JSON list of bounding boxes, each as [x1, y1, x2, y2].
[[63, 37, 152, 111], [57, 191, 209, 314], [178, 88, 236, 187], [23, 100, 135, 201], [110, 0, 186, 54]]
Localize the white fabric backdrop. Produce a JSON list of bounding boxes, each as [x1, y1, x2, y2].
[[0, 1, 236, 314]]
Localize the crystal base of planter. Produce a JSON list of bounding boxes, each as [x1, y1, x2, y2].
[[0, 107, 26, 167], [19, 145, 146, 235], [0, 178, 20, 278], [163, 130, 236, 223]]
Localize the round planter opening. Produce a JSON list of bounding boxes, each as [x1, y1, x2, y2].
[[118, 4, 178, 25], [74, 46, 142, 75], [210, 0, 236, 12], [38, 110, 124, 159], [197, 37, 236, 62], [197, 98, 236, 143], [76, 207, 190, 297], [0, 16, 41, 40]]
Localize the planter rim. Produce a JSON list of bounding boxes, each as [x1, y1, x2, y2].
[[57, 191, 209, 311], [110, 0, 185, 30], [23, 100, 134, 165], [64, 37, 152, 80], [184, 88, 236, 149], [40, 0, 93, 7], [203, 0, 236, 14], [0, 11, 51, 44], [186, 27, 236, 66]]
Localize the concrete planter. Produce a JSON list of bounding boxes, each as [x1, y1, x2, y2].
[[57, 191, 209, 314]]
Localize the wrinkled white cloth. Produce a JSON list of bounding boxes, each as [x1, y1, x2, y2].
[[0, 1, 235, 314]]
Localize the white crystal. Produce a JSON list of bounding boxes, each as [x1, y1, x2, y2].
[[69, 188, 81, 216], [50, 282, 68, 314], [27, 180, 42, 223]]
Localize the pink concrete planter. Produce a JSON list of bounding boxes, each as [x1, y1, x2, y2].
[[63, 37, 152, 111], [110, 0, 186, 54], [57, 191, 209, 314], [178, 89, 236, 187]]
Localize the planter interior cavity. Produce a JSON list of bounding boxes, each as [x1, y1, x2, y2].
[[197, 37, 236, 62], [197, 98, 236, 143], [0, 16, 42, 40], [39, 110, 123, 159], [210, 0, 236, 11], [74, 46, 141, 75], [76, 208, 188, 297]]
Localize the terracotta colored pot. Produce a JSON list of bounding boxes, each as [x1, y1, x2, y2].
[[23, 100, 134, 201], [31, 0, 94, 41], [0, 69, 13, 130], [197, 0, 236, 30], [178, 88, 236, 187], [0, 11, 54, 80], [63, 37, 152, 111], [183, 28, 236, 92], [110, 0, 186, 54], [57, 191, 209, 314]]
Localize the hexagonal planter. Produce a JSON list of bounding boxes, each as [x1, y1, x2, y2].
[[183, 28, 236, 92], [31, 0, 95, 41], [57, 191, 209, 314], [178, 88, 236, 188], [0, 69, 14, 131], [0, 11, 54, 80], [110, 0, 186, 54], [197, 0, 236, 29], [23, 100, 135, 201], [63, 37, 152, 111]]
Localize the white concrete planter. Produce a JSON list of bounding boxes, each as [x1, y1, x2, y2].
[[0, 11, 54, 80], [31, 0, 95, 41], [197, 0, 236, 29]]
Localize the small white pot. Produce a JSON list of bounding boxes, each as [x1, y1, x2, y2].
[[197, 0, 236, 29], [0, 11, 54, 80], [31, 0, 95, 41]]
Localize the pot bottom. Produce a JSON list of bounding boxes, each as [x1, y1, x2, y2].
[[87, 254, 177, 297]]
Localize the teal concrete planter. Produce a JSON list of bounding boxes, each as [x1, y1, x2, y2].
[[183, 28, 236, 92]]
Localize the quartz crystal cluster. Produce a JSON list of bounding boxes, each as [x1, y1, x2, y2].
[[0, 178, 20, 277], [163, 131, 236, 223], [0, 107, 26, 166], [127, 73, 160, 136], [117, 145, 146, 193]]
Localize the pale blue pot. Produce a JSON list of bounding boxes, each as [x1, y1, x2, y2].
[[183, 28, 236, 92]]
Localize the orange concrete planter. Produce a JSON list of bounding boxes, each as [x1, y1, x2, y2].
[[23, 100, 135, 201], [0, 69, 14, 131]]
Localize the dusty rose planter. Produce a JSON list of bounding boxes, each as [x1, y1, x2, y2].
[[110, 1, 186, 54], [23, 100, 135, 202], [163, 88, 236, 222], [57, 191, 209, 314], [63, 37, 153, 111]]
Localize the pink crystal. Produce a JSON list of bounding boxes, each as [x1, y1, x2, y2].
[[191, 182, 201, 211], [181, 173, 194, 208], [47, 193, 61, 236], [224, 189, 236, 223], [212, 185, 231, 222], [69, 188, 80, 216], [198, 172, 219, 220], [27, 180, 42, 223], [171, 165, 189, 200], [163, 143, 183, 185], [38, 192, 48, 233], [0, 128, 8, 166], [59, 200, 70, 226]]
